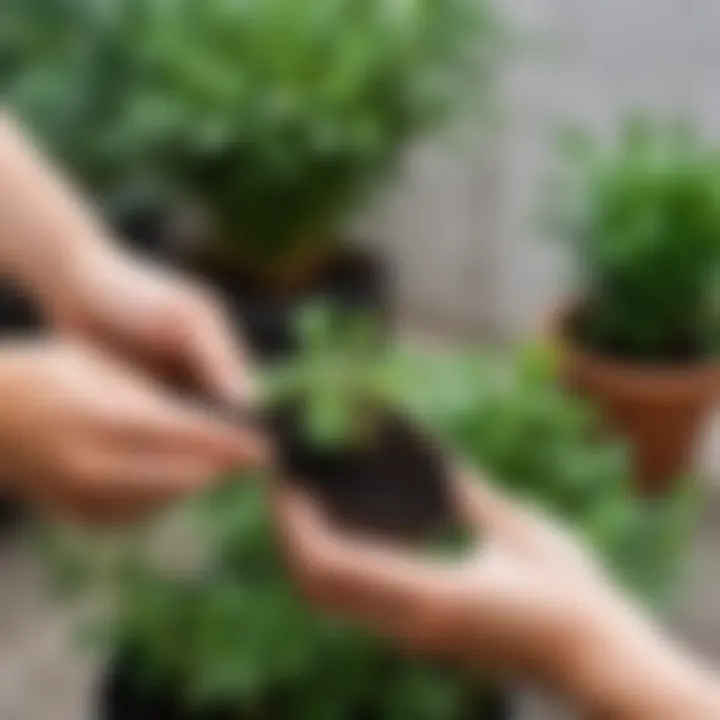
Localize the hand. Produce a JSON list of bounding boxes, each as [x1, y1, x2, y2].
[[0, 341, 266, 524], [0, 116, 250, 401], [275, 471, 720, 719], [48, 245, 251, 401], [275, 470, 615, 679]]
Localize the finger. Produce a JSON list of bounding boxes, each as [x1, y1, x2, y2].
[[114, 454, 226, 494], [184, 300, 258, 406], [59, 456, 225, 525], [117, 393, 271, 467]]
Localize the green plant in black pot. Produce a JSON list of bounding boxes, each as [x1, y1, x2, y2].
[[38, 341, 695, 720], [1, 0, 174, 245], [119, 0, 500, 288], [3, 0, 502, 357], [547, 119, 720, 493]]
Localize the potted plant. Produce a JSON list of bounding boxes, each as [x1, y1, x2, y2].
[[101, 0, 500, 359], [2, 0, 501, 359], [3, 0, 501, 359], [548, 119, 720, 495], [39, 335, 695, 720]]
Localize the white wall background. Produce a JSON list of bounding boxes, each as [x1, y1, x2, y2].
[[375, 0, 720, 340]]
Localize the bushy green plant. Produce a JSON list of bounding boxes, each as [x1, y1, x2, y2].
[[552, 119, 720, 361], [2, 0, 499, 265], [398, 344, 697, 599], [108, 0, 498, 266], [4, 0, 499, 266], [39, 343, 695, 717]]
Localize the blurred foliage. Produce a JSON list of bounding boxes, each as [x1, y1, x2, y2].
[[0, 0, 162, 196], [396, 343, 698, 602], [266, 302, 392, 448], [549, 118, 720, 361], [38, 341, 697, 716], [2, 0, 500, 265]]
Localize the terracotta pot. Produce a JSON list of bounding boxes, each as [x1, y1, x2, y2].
[[551, 304, 720, 496]]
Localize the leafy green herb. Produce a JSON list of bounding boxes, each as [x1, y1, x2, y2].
[[549, 118, 720, 361], [265, 303, 392, 449]]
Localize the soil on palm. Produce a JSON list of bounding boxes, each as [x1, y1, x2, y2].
[[274, 406, 456, 541]]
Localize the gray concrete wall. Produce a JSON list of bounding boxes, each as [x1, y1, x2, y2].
[[377, 0, 720, 340]]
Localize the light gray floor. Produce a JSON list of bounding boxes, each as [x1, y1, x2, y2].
[[1, 488, 719, 720]]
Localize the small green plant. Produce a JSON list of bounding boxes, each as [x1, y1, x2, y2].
[[266, 303, 395, 448], [551, 118, 720, 361]]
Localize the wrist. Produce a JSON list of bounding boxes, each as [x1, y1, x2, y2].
[[0, 115, 117, 312], [568, 599, 720, 719], [34, 235, 117, 326]]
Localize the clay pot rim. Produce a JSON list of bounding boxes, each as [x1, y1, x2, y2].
[[549, 301, 720, 400]]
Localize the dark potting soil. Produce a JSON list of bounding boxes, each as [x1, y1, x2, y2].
[[274, 406, 456, 541], [182, 244, 390, 362]]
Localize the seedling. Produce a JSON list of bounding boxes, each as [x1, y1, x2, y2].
[[266, 302, 455, 539], [265, 304, 392, 446]]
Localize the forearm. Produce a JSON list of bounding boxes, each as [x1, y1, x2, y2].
[[568, 600, 720, 719], [0, 112, 114, 309]]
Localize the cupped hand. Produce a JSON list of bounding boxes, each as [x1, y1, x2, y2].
[[0, 341, 266, 524], [275, 468, 720, 720], [274, 470, 645, 693], [48, 245, 252, 402]]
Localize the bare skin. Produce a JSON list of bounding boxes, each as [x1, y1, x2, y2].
[[0, 341, 263, 524], [275, 471, 720, 719], [0, 112, 264, 522]]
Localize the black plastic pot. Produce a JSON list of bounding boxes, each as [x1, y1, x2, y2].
[[101, 654, 515, 720], [180, 242, 391, 362]]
